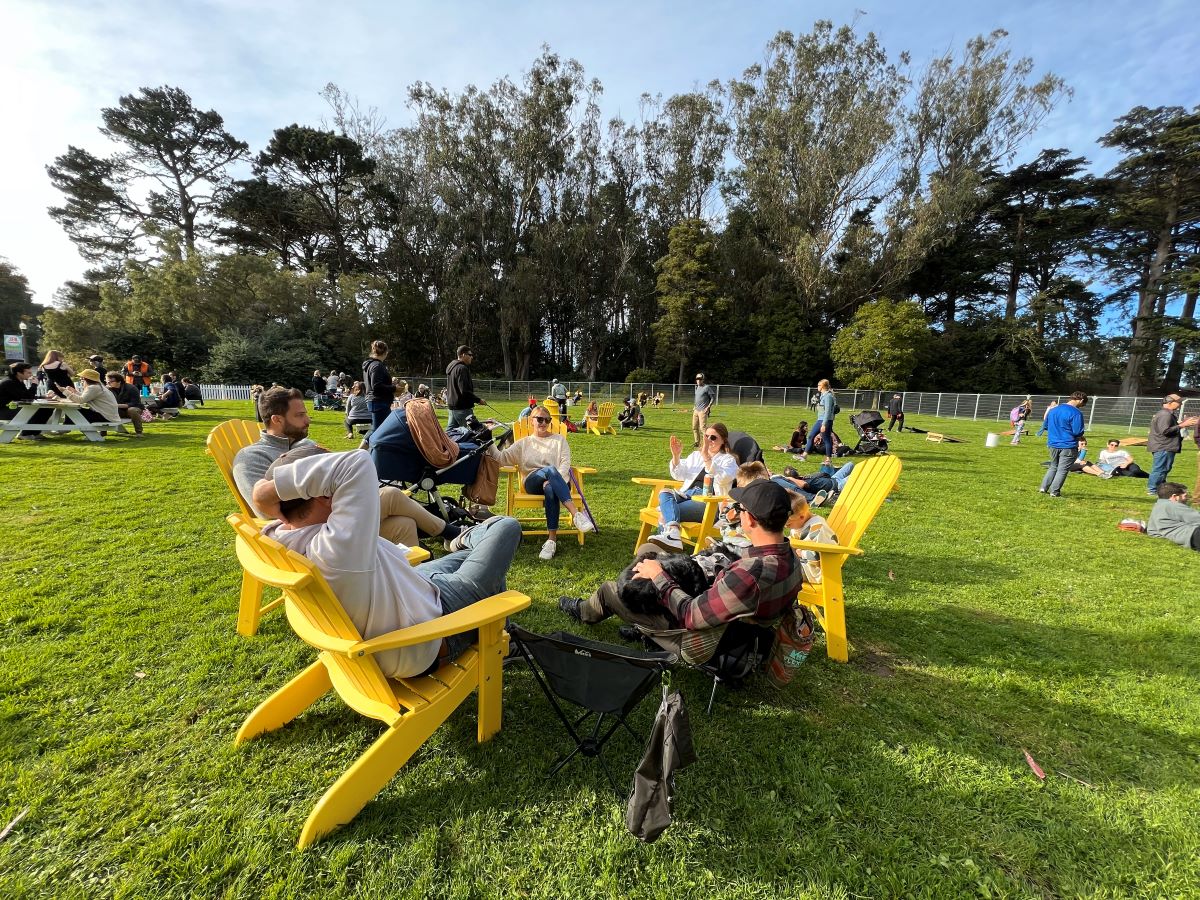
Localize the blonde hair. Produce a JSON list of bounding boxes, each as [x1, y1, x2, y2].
[[787, 493, 810, 526], [736, 461, 770, 484], [817, 378, 830, 391], [41, 349, 63, 366]]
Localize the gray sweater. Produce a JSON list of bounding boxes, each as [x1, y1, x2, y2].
[[232, 431, 318, 516], [1147, 499, 1200, 549], [1148, 408, 1184, 453]]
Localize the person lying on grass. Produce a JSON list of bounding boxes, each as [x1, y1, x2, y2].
[[252, 448, 522, 678], [234, 386, 468, 548], [1146, 482, 1200, 552], [558, 480, 802, 661]]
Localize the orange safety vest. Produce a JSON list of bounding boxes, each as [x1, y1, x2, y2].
[[124, 361, 151, 386]]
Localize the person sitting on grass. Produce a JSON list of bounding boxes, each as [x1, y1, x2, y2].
[[558, 480, 802, 660], [343, 381, 371, 439], [252, 449, 522, 678], [234, 387, 469, 548], [1147, 482, 1200, 552], [180, 378, 204, 406], [772, 420, 808, 453], [1092, 439, 1148, 478], [1, 361, 51, 440], [105, 371, 144, 437], [489, 404, 595, 561], [647, 426, 739, 552], [617, 398, 643, 429]]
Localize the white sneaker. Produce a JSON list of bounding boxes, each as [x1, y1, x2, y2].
[[573, 511, 596, 533], [812, 489, 830, 508], [538, 540, 557, 560], [648, 525, 683, 552]]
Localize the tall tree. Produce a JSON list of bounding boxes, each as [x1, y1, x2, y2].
[[47, 86, 247, 265], [653, 218, 726, 383], [1096, 105, 1200, 395], [830, 298, 929, 389]]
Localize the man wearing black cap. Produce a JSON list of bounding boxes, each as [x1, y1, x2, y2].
[[560, 480, 802, 661], [87, 354, 106, 382]]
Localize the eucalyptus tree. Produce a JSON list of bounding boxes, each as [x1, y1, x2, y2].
[[47, 86, 247, 265]]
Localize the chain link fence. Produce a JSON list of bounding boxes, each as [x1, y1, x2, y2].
[[201, 379, 1193, 433]]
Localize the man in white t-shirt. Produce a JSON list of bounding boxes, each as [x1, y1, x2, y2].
[[1082, 439, 1148, 479]]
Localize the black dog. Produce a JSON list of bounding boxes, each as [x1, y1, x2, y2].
[[616, 550, 709, 617]]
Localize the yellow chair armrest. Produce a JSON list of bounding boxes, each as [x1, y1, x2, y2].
[[346, 590, 531, 657], [789, 539, 865, 557], [499, 464, 518, 474], [405, 547, 431, 565], [573, 466, 597, 475], [235, 539, 314, 589], [631, 477, 683, 489], [693, 494, 730, 504]]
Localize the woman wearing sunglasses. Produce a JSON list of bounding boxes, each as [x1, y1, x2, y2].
[[648, 423, 738, 552], [491, 405, 595, 560]]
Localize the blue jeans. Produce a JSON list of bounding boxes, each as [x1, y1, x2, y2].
[[1040, 447, 1078, 495], [820, 461, 855, 490], [447, 408, 472, 429], [658, 487, 705, 526], [523, 466, 572, 530], [804, 420, 833, 456], [416, 516, 522, 659], [772, 475, 817, 503], [1148, 450, 1177, 495], [368, 400, 391, 435]]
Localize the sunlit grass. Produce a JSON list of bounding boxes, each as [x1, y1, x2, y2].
[[1, 401, 1197, 898]]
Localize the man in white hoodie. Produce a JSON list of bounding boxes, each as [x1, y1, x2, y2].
[[252, 448, 522, 678]]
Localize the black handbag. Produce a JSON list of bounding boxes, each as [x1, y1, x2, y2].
[[626, 679, 698, 843]]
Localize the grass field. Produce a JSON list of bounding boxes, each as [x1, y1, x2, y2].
[[2, 400, 1198, 899]]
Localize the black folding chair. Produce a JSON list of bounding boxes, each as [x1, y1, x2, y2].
[[508, 625, 676, 794]]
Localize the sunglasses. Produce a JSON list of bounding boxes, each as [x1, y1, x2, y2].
[[532, 416, 551, 423], [705, 434, 721, 442], [729, 502, 746, 515]]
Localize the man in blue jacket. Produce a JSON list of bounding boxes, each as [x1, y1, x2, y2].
[[1039, 391, 1087, 497]]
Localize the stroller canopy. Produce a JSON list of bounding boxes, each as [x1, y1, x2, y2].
[[727, 430, 764, 465], [850, 410, 885, 432]]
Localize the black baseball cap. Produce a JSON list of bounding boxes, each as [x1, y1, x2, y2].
[[729, 480, 792, 529]]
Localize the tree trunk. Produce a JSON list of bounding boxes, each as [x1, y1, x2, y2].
[[1121, 185, 1179, 396], [1161, 286, 1198, 392], [1004, 212, 1024, 320], [676, 355, 686, 385]]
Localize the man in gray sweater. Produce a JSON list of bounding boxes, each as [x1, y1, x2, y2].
[[1147, 482, 1200, 551], [1146, 394, 1199, 497]]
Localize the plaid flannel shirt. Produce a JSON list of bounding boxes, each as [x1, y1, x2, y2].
[[652, 541, 802, 631]]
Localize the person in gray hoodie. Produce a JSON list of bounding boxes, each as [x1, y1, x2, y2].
[[1147, 482, 1200, 551], [252, 448, 521, 678]]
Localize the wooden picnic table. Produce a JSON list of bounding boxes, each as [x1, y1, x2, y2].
[[0, 400, 124, 444]]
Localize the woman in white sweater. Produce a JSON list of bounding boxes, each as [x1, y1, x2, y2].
[[491, 405, 595, 560], [649, 422, 738, 551]]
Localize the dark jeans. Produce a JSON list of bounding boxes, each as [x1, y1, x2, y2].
[[1148, 450, 1177, 495], [523, 466, 572, 530], [804, 420, 833, 456], [368, 400, 391, 435], [1040, 447, 1078, 495], [888, 413, 904, 431]]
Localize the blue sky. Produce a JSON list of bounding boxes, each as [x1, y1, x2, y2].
[[3, 0, 1197, 306]]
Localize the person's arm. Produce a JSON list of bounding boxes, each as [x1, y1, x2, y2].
[[1072, 409, 1086, 442], [270, 449, 381, 571], [669, 450, 700, 482], [556, 434, 572, 481], [654, 559, 761, 630]]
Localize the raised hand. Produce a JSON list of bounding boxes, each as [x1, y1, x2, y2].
[[669, 434, 682, 459]]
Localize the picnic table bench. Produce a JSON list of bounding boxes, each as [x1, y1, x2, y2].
[[0, 400, 126, 443]]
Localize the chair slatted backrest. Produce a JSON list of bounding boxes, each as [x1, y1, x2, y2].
[[228, 514, 401, 723], [513, 416, 567, 441], [543, 398, 563, 423], [825, 455, 902, 549], [207, 420, 263, 519], [594, 402, 614, 431]]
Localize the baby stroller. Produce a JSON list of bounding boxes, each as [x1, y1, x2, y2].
[[848, 411, 889, 455], [370, 399, 507, 524]]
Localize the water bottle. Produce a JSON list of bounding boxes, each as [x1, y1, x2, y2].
[[702, 473, 713, 496]]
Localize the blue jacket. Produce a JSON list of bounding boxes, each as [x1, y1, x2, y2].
[[1044, 403, 1084, 449]]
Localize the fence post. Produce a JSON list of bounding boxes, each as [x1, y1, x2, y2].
[[1129, 401, 1137, 434], [760, 386, 764, 406], [715, 385, 720, 408], [1087, 397, 1096, 431], [973, 394, 980, 420], [936, 393, 943, 417], [672, 384, 676, 405], [783, 387, 788, 407], [739, 385, 742, 405]]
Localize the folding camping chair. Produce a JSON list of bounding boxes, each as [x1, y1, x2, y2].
[[508, 625, 676, 794]]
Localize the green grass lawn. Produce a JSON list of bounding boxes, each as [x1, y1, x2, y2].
[[2, 401, 1198, 899]]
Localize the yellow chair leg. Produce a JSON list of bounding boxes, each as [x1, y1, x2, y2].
[[298, 697, 463, 849], [236, 661, 332, 745], [634, 519, 654, 554], [822, 576, 849, 663], [237, 570, 266, 636], [476, 621, 507, 741]]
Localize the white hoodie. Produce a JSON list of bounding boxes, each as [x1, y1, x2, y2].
[[262, 450, 442, 678]]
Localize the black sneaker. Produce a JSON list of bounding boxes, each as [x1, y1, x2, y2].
[[617, 625, 642, 642], [558, 596, 585, 623]]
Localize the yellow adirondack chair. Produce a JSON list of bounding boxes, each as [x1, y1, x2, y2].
[[791, 454, 901, 663], [227, 514, 530, 849], [543, 398, 564, 424], [208, 421, 428, 636], [630, 478, 727, 555], [586, 401, 617, 435], [500, 424, 597, 545]]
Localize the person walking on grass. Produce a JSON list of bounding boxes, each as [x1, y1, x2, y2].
[[1038, 391, 1087, 498], [797, 379, 837, 462], [1147, 394, 1199, 498], [691, 373, 716, 448]]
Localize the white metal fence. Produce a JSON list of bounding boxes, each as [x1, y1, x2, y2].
[[200, 380, 1192, 433]]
